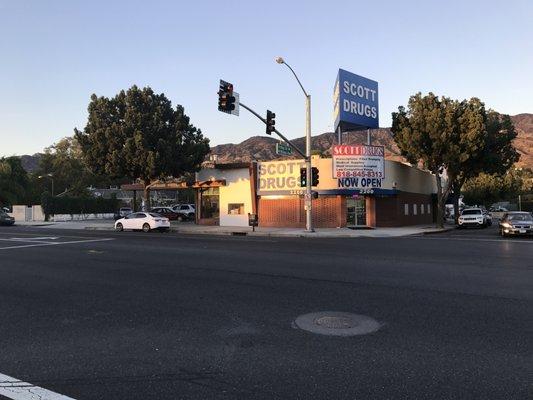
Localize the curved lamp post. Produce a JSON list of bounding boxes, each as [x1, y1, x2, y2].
[[38, 173, 54, 196], [275, 56, 313, 232]]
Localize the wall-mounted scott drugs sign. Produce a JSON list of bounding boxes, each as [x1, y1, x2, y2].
[[257, 160, 306, 195], [332, 145, 385, 179]]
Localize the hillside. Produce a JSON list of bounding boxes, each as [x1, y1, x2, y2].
[[15, 114, 532, 172], [212, 114, 533, 168], [510, 114, 533, 169]]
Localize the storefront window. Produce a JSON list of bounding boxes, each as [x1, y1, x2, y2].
[[200, 187, 219, 219], [347, 197, 366, 226], [228, 203, 244, 215]]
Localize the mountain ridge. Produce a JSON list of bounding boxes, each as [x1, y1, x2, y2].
[[12, 114, 533, 173], [211, 114, 532, 169]]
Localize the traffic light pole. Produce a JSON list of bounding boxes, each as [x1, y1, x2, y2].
[[238, 102, 307, 159]]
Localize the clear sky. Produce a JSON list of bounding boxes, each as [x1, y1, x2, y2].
[[1, 0, 532, 156]]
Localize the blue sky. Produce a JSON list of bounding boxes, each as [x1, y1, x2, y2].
[[0, 0, 532, 156]]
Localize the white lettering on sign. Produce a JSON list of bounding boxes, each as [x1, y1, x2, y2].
[[342, 99, 377, 119], [258, 160, 306, 193], [343, 80, 377, 101]]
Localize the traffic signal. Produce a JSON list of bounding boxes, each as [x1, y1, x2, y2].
[[300, 167, 307, 187], [218, 80, 236, 113], [311, 167, 319, 186], [266, 110, 276, 135]]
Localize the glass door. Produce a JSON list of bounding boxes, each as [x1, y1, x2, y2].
[[347, 197, 366, 227]]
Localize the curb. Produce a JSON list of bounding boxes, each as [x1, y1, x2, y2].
[[83, 226, 433, 238], [422, 227, 455, 235]]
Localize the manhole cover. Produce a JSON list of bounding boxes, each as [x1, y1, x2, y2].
[[294, 311, 381, 336]]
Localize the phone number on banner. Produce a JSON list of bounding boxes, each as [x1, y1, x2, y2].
[[336, 170, 383, 178]]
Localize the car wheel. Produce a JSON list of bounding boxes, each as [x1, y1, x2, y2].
[[115, 223, 123, 232], [188, 213, 195, 220], [142, 223, 151, 233], [177, 215, 183, 222]]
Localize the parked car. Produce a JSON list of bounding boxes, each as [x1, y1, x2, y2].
[[499, 212, 533, 237], [114, 207, 133, 220], [0, 211, 15, 226], [171, 204, 196, 220], [115, 212, 170, 232], [151, 206, 180, 221], [457, 208, 489, 228], [482, 210, 492, 226]]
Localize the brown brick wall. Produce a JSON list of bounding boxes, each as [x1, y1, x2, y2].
[[258, 192, 433, 228], [375, 192, 433, 227], [258, 195, 343, 228]]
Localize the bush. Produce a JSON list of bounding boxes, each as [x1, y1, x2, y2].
[[41, 193, 119, 216]]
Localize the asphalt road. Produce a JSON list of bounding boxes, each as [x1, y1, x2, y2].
[[0, 225, 531, 400]]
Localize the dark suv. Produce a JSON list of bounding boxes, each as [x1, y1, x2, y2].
[[0, 211, 15, 226]]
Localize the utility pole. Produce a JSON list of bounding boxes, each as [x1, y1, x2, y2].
[[276, 56, 314, 232]]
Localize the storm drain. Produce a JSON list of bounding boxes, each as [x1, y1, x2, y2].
[[231, 232, 248, 236], [294, 311, 381, 336]]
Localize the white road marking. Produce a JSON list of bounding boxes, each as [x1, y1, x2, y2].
[[0, 372, 75, 399], [9, 236, 60, 241], [416, 236, 533, 244], [0, 238, 114, 251], [0, 238, 60, 245]]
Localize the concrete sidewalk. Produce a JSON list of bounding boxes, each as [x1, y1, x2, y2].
[[12, 219, 454, 237]]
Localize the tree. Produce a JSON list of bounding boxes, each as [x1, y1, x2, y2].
[[391, 93, 518, 228], [35, 136, 125, 197], [462, 172, 522, 207], [0, 157, 30, 206], [449, 111, 519, 220], [36, 137, 91, 196], [75, 86, 210, 208]]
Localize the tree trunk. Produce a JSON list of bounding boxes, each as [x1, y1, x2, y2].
[[143, 179, 151, 211], [435, 172, 453, 229], [453, 192, 460, 224], [435, 175, 444, 229], [452, 178, 465, 224]]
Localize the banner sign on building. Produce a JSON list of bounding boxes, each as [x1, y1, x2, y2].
[[332, 145, 385, 179], [257, 160, 307, 195], [333, 69, 379, 132]]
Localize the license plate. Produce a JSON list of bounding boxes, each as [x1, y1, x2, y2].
[[519, 229, 526, 233]]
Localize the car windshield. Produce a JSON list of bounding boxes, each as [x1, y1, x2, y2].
[[462, 209, 481, 215], [507, 214, 533, 222]]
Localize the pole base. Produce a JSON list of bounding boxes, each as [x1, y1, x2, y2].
[[304, 229, 315, 233]]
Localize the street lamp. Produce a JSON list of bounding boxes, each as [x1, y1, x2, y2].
[[38, 173, 54, 196], [275, 56, 314, 232]]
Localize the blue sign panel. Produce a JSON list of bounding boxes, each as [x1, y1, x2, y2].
[[333, 69, 379, 131]]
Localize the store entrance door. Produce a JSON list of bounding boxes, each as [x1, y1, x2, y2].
[[347, 197, 366, 227]]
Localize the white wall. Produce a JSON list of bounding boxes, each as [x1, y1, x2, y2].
[[196, 168, 252, 227]]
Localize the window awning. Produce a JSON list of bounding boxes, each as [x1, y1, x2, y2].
[[121, 179, 190, 191], [192, 180, 226, 188]]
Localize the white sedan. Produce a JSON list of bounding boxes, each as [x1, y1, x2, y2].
[[114, 212, 170, 232]]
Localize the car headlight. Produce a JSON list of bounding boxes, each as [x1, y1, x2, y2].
[[501, 222, 511, 228]]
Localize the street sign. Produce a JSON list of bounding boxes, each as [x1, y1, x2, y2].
[[276, 142, 292, 156], [333, 69, 379, 132]]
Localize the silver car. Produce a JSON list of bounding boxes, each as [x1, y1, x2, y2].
[[499, 212, 533, 237]]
